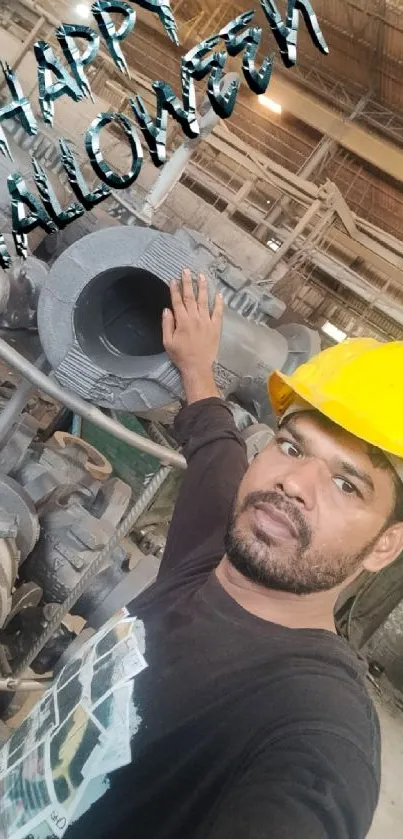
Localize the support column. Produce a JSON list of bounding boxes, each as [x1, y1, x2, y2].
[[256, 93, 371, 237], [224, 178, 254, 218], [263, 198, 323, 279], [297, 92, 371, 181]]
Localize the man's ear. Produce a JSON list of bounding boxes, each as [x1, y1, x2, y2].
[[362, 522, 403, 573]]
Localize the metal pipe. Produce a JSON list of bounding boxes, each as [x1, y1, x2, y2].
[[0, 338, 187, 470], [0, 353, 47, 446], [12, 465, 172, 677], [147, 422, 177, 450]]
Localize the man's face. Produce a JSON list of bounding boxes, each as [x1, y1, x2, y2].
[[225, 411, 400, 595]]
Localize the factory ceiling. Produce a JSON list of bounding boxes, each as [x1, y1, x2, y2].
[[1, 0, 403, 341]]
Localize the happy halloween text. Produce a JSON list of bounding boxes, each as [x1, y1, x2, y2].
[[0, 0, 327, 268]]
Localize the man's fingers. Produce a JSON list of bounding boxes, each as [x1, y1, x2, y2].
[[197, 274, 209, 314], [212, 292, 224, 329], [170, 279, 186, 320], [162, 307, 175, 349], [168, 271, 222, 337], [181, 269, 197, 313]]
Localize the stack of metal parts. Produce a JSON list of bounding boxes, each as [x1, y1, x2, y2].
[[0, 399, 138, 674]]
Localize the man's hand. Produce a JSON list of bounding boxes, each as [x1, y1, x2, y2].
[[162, 269, 224, 404]]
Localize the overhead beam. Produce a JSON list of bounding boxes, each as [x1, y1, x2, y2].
[[267, 76, 403, 185], [202, 126, 403, 287], [329, 227, 403, 288]]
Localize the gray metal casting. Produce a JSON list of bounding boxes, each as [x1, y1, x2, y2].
[[1, 430, 130, 615], [87, 551, 162, 629], [242, 423, 275, 462], [37, 225, 319, 416], [13, 432, 112, 505], [0, 355, 47, 450], [0, 474, 39, 562], [33, 212, 120, 266], [0, 413, 39, 477], [0, 258, 48, 330], [21, 474, 132, 610], [13, 464, 171, 678], [0, 418, 137, 649], [173, 228, 287, 323], [0, 337, 187, 468]]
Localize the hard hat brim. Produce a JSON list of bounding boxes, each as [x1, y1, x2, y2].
[[268, 370, 302, 418]]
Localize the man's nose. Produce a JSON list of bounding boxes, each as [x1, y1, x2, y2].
[[275, 459, 325, 510]]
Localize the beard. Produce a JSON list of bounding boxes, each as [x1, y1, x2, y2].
[[224, 490, 379, 595]]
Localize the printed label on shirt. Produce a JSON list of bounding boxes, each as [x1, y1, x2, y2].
[[0, 609, 147, 839]]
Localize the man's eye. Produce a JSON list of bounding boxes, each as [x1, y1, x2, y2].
[[333, 477, 358, 496], [278, 440, 301, 458]]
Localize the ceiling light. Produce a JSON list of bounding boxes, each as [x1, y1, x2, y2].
[[259, 96, 282, 115], [267, 238, 281, 252], [75, 3, 91, 18], [321, 321, 347, 343]]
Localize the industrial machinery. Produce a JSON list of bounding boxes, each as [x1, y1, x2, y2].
[[0, 414, 131, 671], [0, 206, 324, 690], [0, 113, 400, 708], [36, 224, 320, 416]]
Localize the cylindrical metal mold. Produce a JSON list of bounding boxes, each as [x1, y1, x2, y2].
[[37, 226, 318, 415]]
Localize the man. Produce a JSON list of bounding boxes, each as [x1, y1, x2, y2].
[[3, 273, 403, 839]]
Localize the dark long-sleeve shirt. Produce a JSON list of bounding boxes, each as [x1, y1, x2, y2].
[[5, 399, 380, 839]]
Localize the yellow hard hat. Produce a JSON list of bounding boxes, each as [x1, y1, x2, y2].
[[268, 338, 403, 459]]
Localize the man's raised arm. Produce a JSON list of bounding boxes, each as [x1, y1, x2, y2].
[[158, 270, 248, 578]]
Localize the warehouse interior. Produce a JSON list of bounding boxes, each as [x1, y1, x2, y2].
[[0, 1, 402, 836]]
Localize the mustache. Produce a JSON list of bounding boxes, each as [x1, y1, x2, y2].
[[239, 490, 311, 549]]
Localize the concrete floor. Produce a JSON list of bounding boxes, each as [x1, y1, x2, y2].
[[368, 689, 403, 839]]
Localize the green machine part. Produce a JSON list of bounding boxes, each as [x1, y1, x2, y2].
[[82, 413, 162, 496]]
